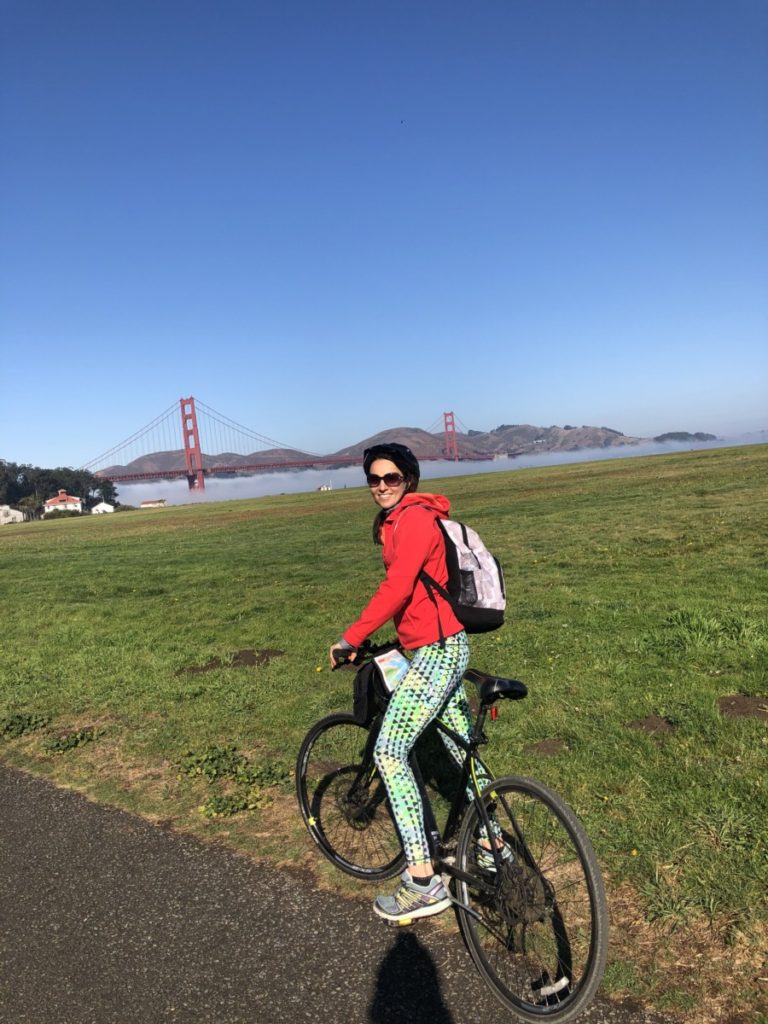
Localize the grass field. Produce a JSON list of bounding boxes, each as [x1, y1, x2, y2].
[[1, 445, 766, 1020]]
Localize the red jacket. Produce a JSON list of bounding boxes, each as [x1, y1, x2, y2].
[[343, 492, 464, 651]]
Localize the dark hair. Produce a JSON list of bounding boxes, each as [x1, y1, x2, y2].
[[363, 442, 420, 486], [364, 443, 421, 544]]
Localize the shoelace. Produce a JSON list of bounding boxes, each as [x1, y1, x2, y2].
[[396, 881, 442, 908]]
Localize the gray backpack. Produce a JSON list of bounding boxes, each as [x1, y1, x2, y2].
[[420, 516, 506, 637]]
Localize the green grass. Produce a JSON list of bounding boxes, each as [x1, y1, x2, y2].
[[1, 444, 767, 1019]]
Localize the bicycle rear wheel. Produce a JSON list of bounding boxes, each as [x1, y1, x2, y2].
[[455, 776, 608, 1022], [296, 712, 405, 881]]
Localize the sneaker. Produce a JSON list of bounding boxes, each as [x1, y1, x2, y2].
[[373, 871, 452, 924], [475, 842, 513, 872]]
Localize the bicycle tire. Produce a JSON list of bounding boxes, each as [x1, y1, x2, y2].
[[455, 775, 608, 1023], [296, 712, 405, 881]]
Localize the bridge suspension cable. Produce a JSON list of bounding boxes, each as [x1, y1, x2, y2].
[[81, 397, 326, 477], [80, 403, 179, 472], [194, 400, 323, 458]]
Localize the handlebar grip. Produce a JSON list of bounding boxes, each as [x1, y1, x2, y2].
[[332, 648, 350, 666]]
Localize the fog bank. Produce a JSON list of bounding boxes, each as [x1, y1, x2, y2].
[[117, 434, 765, 507]]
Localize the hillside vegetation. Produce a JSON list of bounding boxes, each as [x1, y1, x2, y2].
[[1, 445, 766, 1020]]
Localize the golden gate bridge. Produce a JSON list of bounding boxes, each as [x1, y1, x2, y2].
[[82, 398, 480, 491]]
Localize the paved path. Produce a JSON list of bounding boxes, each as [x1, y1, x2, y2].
[[0, 764, 676, 1024]]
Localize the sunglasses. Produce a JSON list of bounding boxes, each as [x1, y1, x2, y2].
[[366, 472, 405, 487]]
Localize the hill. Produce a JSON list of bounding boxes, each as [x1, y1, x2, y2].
[[653, 431, 717, 443], [332, 423, 649, 459], [454, 423, 642, 456], [101, 422, 720, 476], [101, 447, 318, 476]]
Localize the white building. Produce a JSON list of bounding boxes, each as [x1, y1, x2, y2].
[[140, 499, 167, 509], [43, 490, 83, 515], [91, 501, 114, 514], [0, 505, 24, 525]]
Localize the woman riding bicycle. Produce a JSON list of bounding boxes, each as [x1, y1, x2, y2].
[[329, 442, 475, 924]]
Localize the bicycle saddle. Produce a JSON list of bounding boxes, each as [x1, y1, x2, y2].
[[464, 668, 528, 704]]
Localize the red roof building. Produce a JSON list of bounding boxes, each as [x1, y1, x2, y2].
[[43, 489, 83, 515]]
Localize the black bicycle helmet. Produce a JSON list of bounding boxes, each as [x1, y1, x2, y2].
[[363, 442, 421, 486]]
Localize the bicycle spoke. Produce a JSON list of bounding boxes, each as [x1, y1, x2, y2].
[[455, 776, 608, 1021], [297, 714, 405, 880]]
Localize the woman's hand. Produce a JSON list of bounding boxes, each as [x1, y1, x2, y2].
[[329, 642, 357, 669]]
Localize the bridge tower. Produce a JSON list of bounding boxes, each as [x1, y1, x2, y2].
[[180, 396, 206, 490], [443, 411, 459, 461]]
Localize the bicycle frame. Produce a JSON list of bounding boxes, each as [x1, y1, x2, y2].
[[362, 699, 503, 901]]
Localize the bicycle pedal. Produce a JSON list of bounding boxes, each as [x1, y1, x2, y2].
[[440, 872, 453, 892]]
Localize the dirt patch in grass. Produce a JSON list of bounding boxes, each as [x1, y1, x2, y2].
[[524, 738, 566, 756], [718, 694, 768, 723], [627, 715, 676, 735], [178, 649, 285, 675], [607, 881, 767, 1022]]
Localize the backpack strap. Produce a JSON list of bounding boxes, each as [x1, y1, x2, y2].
[[418, 570, 447, 647]]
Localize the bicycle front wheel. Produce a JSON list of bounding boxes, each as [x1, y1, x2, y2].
[[455, 776, 608, 1023], [296, 712, 405, 881]]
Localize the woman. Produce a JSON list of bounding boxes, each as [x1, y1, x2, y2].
[[329, 442, 475, 923]]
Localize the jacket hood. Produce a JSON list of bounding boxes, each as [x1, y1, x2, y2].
[[395, 491, 451, 518]]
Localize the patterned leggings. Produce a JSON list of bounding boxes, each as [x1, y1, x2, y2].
[[373, 631, 491, 867]]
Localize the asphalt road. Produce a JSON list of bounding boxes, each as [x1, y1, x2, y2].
[[0, 764, 677, 1024]]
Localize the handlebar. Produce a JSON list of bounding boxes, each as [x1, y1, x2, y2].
[[331, 639, 400, 670]]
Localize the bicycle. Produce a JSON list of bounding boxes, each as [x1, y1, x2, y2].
[[296, 640, 608, 1023]]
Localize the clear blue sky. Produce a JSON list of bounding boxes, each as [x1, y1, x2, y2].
[[2, 0, 766, 469]]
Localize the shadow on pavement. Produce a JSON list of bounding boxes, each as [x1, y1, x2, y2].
[[368, 931, 455, 1023]]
